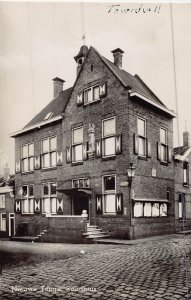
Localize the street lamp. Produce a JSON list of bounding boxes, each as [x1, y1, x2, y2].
[[127, 163, 135, 187]]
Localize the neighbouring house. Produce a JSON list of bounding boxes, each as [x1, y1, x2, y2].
[[174, 131, 191, 232], [11, 45, 176, 242], [0, 164, 15, 238]]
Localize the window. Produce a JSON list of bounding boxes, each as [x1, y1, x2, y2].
[[22, 185, 34, 214], [0, 214, 6, 231], [84, 85, 100, 104], [72, 178, 90, 188], [138, 118, 146, 156], [21, 143, 34, 172], [42, 182, 57, 214], [160, 127, 168, 162], [0, 195, 5, 208], [179, 193, 186, 220], [183, 162, 189, 186], [41, 136, 57, 168], [102, 117, 116, 157], [134, 201, 167, 217], [103, 175, 116, 214], [72, 127, 83, 162]]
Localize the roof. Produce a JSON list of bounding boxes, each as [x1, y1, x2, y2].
[[101, 54, 166, 108], [24, 87, 72, 129]]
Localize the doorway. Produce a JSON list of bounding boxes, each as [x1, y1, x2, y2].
[[73, 194, 89, 217], [9, 213, 15, 237]]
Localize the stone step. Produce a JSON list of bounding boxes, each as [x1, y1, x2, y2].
[[87, 228, 102, 233], [82, 231, 104, 236], [87, 234, 110, 239]]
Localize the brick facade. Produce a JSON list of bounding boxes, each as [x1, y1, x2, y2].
[[12, 46, 176, 241]]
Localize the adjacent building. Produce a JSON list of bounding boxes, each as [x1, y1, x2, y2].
[[11, 45, 176, 241]]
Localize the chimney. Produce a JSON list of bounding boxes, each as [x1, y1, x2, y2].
[[4, 163, 10, 181], [52, 77, 65, 98], [111, 48, 124, 68], [74, 45, 89, 76], [183, 131, 190, 147]]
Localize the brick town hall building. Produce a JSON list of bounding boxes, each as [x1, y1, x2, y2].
[[11, 45, 176, 242]]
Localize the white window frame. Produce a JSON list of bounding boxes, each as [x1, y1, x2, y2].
[[84, 84, 100, 105], [102, 117, 116, 158], [42, 182, 57, 215], [102, 174, 116, 215], [22, 185, 34, 214], [72, 178, 90, 188], [160, 127, 168, 162], [21, 142, 34, 173], [72, 126, 83, 163], [0, 195, 5, 208], [137, 117, 147, 157], [183, 162, 189, 186], [0, 213, 6, 231], [41, 135, 57, 169]]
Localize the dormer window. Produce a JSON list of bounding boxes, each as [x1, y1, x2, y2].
[[44, 112, 53, 121]]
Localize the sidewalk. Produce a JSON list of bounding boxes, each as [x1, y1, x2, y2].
[[96, 233, 190, 245]]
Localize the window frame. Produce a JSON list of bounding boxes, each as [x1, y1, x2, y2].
[[72, 178, 90, 188], [102, 174, 116, 215], [42, 182, 57, 215], [0, 195, 5, 208], [0, 213, 6, 231], [21, 142, 34, 173], [102, 117, 116, 158], [22, 185, 34, 214], [160, 127, 168, 162], [183, 162, 189, 186], [41, 135, 57, 169], [83, 84, 100, 105], [133, 201, 168, 218], [72, 126, 83, 163], [137, 117, 147, 157]]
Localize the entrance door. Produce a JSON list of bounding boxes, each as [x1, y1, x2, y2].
[[73, 194, 89, 217], [9, 213, 15, 237]]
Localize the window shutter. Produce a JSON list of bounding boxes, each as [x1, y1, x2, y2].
[[82, 142, 88, 161], [133, 134, 139, 155], [167, 147, 172, 163], [157, 142, 161, 160], [34, 156, 41, 170], [116, 193, 123, 214], [57, 151, 63, 166], [95, 140, 102, 158], [99, 82, 107, 97], [57, 199, 63, 214], [15, 200, 21, 213], [34, 199, 41, 214], [66, 147, 71, 163], [77, 92, 83, 106], [15, 161, 21, 173], [147, 139, 151, 158], [96, 194, 102, 214], [116, 134, 122, 155]]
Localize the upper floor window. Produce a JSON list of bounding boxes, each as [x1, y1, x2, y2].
[[179, 193, 186, 220], [41, 136, 57, 169], [22, 185, 34, 214], [84, 85, 100, 104], [21, 143, 34, 172], [72, 178, 90, 188], [72, 127, 83, 162], [42, 182, 57, 214], [137, 118, 146, 156], [160, 127, 168, 162], [0, 213, 6, 231], [183, 162, 189, 186], [0, 195, 5, 208], [102, 117, 116, 157], [103, 175, 116, 214]]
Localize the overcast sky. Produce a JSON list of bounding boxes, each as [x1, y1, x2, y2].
[[0, 1, 191, 175]]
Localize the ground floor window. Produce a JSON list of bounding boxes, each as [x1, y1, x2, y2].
[[0, 213, 6, 231], [134, 201, 167, 217], [42, 182, 57, 214], [102, 175, 116, 214], [179, 193, 186, 220], [22, 185, 34, 214]]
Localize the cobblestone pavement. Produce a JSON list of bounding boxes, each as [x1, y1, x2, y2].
[[0, 237, 191, 299]]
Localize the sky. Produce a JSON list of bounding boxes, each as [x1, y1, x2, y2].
[[0, 1, 191, 175]]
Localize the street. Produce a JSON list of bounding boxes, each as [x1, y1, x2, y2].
[[0, 236, 191, 299]]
